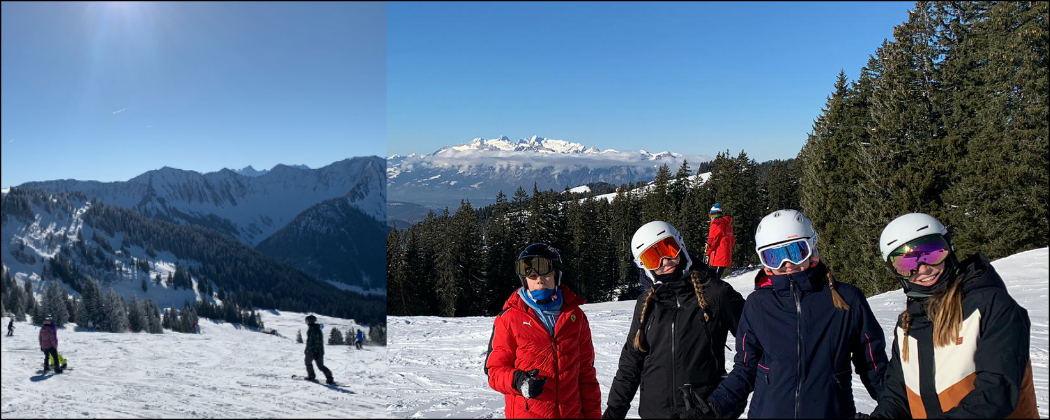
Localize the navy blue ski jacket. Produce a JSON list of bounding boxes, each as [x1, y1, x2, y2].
[[707, 262, 888, 419]]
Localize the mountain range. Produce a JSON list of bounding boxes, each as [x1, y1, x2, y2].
[[388, 135, 708, 216], [21, 157, 386, 247], [10, 157, 386, 294]]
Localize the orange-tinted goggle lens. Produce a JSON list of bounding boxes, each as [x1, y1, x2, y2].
[[639, 237, 682, 270]]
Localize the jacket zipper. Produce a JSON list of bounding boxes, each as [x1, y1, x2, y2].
[[791, 280, 802, 419], [672, 294, 681, 410], [523, 307, 561, 416]]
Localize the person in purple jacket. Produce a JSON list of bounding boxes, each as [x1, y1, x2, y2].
[[39, 316, 63, 374]]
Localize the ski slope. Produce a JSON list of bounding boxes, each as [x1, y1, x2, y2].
[[2, 311, 388, 418], [387, 248, 1049, 419]]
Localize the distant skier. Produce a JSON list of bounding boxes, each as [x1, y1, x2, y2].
[[856, 214, 1039, 418], [485, 243, 602, 419], [192, 321, 199, 334], [6, 318, 13, 337], [39, 316, 63, 374], [87, 320, 94, 333], [355, 329, 364, 350], [304, 315, 335, 385], [705, 203, 734, 279]]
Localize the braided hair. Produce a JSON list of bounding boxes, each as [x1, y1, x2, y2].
[[632, 269, 711, 353]]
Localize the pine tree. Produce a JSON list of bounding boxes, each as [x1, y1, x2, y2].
[[485, 191, 518, 315], [642, 165, 673, 223], [296, 330, 304, 344], [328, 327, 344, 345]]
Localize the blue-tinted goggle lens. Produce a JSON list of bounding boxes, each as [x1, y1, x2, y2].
[[759, 240, 812, 270]]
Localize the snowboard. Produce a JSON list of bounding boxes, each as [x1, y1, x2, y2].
[[290, 375, 353, 390]]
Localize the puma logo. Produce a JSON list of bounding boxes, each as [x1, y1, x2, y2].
[[523, 321, 532, 327]]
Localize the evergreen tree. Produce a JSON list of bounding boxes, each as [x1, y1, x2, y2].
[[328, 327, 344, 345], [296, 330, 304, 344], [386, 225, 408, 316]]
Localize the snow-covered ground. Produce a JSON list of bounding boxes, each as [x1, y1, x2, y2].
[[387, 248, 1049, 419], [2, 311, 388, 418]]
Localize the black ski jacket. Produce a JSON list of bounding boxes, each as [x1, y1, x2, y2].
[[604, 265, 745, 419], [870, 253, 1039, 419], [305, 324, 325, 356]]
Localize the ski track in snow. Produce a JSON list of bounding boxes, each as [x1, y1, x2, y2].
[[2, 311, 388, 418], [388, 248, 1050, 419]]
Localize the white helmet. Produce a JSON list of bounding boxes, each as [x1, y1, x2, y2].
[[879, 213, 950, 262], [754, 209, 818, 256], [632, 221, 692, 281]]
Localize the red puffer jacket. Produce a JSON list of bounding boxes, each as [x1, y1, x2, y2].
[[485, 286, 602, 419], [707, 215, 735, 268]]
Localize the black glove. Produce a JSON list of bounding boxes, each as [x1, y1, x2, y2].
[[853, 413, 872, 419], [512, 369, 547, 399], [677, 399, 718, 419]]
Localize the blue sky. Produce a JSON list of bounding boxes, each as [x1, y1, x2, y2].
[[1, 2, 385, 189], [388, 1, 913, 161]]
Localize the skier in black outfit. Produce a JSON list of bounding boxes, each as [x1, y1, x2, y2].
[[603, 221, 746, 419], [304, 315, 335, 385], [6, 319, 13, 337]]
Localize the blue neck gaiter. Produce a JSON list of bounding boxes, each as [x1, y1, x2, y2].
[[519, 288, 563, 336]]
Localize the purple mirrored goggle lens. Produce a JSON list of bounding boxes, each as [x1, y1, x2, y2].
[[759, 240, 811, 270], [887, 235, 951, 277]]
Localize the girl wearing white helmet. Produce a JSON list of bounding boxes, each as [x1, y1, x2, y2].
[[686, 210, 888, 419], [603, 221, 745, 419], [862, 213, 1037, 419]]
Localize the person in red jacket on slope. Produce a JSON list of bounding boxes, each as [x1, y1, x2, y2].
[[706, 203, 734, 279], [485, 243, 602, 419]]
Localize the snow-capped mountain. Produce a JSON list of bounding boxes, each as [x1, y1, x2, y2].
[[19, 157, 386, 247], [388, 136, 708, 209]]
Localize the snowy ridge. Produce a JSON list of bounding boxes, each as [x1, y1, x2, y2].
[[389, 136, 709, 209], [1, 310, 387, 418], [19, 157, 385, 247], [581, 172, 712, 205], [387, 248, 1049, 419]]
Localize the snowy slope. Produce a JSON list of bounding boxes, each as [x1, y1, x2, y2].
[[387, 248, 1049, 419], [20, 157, 386, 247], [1, 311, 386, 418], [1, 195, 207, 309]]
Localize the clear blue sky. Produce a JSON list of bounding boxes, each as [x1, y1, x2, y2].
[[1, 1, 386, 189], [388, 1, 913, 160]]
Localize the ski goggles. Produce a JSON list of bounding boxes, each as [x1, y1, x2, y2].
[[515, 256, 556, 278], [758, 239, 812, 270], [886, 234, 951, 278], [638, 236, 683, 271]]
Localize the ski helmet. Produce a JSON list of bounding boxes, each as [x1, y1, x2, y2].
[[515, 243, 563, 287], [879, 213, 957, 295], [305, 315, 317, 325], [754, 210, 818, 264], [631, 221, 692, 283]]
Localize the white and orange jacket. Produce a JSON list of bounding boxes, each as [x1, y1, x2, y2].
[[871, 254, 1038, 419]]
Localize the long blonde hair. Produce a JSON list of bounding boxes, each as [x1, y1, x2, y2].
[[632, 269, 711, 353], [899, 275, 964, 362]]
